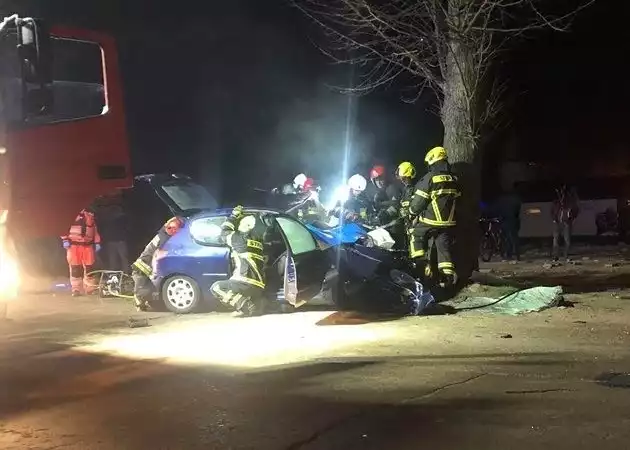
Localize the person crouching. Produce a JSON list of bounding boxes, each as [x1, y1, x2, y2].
[[131, 217, 183, 311], [211, 206, 266, 317]]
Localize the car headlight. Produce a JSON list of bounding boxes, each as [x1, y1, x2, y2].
[[189, 218, 222, 245]]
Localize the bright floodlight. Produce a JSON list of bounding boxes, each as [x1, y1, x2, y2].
[[326, 185, 349, 211]]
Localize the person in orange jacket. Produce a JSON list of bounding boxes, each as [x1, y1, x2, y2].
[[61, 207, 101, 296]]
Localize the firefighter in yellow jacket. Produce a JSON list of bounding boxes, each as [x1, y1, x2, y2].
[[397, 147, 461, 287], [210, 206, 266, 317]]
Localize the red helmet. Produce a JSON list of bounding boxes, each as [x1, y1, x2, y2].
[[303, 177, 315, 191], [164, 217, 184, 236], [370, 165, 385, 180]]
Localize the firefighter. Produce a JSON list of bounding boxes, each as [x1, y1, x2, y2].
[[395, 161, 418, 264], [406, 147, 461, 287], [293, 177, 325, 222], [61, 208, 102, 297], [272, 173, 309, 196], [396, 161, 418, 226], [210, 206, 266, 317], [369, 164, 403, 225], [330, 174, 374, 224], [272, 173, 322, 219], [131, 216, 183, 311]]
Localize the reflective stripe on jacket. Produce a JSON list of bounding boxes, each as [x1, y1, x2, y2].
[[409, 169, 461, 227]]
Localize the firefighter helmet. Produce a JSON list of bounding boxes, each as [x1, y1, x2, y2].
[[303, 177, 315, 191], [425, 146, 448, 165], [396, 161, 416, 179], [293, 173, 307, 189], [370, 165, 385, 181], [237, 215, 257, 233], [348, 174, 367, 192], [165, 217, 184, 236]]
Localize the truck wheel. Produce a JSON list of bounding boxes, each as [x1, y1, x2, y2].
[[161, 275, 201, 314]]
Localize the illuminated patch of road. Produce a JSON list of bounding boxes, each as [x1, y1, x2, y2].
[[71, 311, 395, 369]]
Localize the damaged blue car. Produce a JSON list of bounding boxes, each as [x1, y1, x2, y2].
[[151, 207, 432, 315]]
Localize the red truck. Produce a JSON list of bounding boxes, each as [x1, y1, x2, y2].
[[0, 15, 132, 298]]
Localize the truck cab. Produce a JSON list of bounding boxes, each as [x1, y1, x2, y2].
[[0, 17, 133, 279]]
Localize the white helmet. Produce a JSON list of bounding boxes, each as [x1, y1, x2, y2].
[[293, 173, 307, 189], [237, 215, 257, 233], [348, 174, 367, 193]]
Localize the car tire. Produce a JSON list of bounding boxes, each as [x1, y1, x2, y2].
[[161, 275, 202, 314]]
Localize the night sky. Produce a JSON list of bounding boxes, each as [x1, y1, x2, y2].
[[1, 0, 626, 203]]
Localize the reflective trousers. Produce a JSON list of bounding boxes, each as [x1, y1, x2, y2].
[[210, 279, 263, 312], [132, 270, 155, 307], [409, 224, 455, 279], [67, 244, 96, 294]]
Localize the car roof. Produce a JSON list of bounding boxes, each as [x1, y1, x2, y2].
[[190, 207, 285, 220], [134, 173, 192, 185]]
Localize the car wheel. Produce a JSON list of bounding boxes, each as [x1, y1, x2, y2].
[[161, 275, 201, 314]]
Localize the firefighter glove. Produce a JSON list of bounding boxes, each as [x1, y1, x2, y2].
[[62, 240, 70, 249], [344, 211, 357, 221]]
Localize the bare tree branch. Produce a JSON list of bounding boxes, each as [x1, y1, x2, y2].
[[294, 0, 595, 145]]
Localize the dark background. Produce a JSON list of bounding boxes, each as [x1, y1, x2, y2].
[[1, 0, 627, 203]]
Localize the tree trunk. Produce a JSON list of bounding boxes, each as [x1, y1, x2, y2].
[[441, 38, 481, 285]]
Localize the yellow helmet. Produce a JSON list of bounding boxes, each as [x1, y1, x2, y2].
[[425, 146, 448, 165], [396, 161, 416, 179]]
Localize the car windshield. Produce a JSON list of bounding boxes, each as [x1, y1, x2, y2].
[[159, 181, 218, 213]]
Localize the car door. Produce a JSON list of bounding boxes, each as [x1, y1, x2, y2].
[[274, 215, 332, 301]]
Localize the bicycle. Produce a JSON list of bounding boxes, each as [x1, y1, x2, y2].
[[479, 217, 504, 262]]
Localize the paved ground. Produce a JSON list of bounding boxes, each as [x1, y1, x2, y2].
[[2, 250, 630, 449]]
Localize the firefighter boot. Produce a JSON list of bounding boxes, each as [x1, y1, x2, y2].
[[437, 263, 458, 289], [411, 258, 433, 290], [439, 273, 456, 289], [234, 295, 260, 317], [134, 294, 150, 312]]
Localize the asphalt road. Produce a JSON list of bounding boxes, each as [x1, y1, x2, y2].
[[2, 291, 630, 450]]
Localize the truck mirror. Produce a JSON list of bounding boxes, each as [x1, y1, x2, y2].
[[16, 19, 53, 118], [17, 18, 52, 85]]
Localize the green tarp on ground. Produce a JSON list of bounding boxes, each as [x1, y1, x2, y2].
[[445, 286, 563, 315]]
